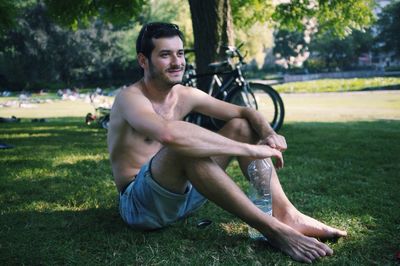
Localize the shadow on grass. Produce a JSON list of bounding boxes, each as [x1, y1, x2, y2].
[[1, 159, 113, 208], [1, 119, 400, 265], [0, 206, 265, 265], [0, 208, 124, 265], [360, 84, 400, 91]]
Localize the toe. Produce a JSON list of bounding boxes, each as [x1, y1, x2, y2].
[[336, 229, 347, 237]]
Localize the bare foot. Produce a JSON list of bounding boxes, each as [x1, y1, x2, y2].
[[279, 210, 347, 240], [265, 221, 334, 263]]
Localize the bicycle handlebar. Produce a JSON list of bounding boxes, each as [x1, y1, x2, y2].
[[222, 43, 245, 63], [184, 44, 247, 78], [185, 44, 246, 65]]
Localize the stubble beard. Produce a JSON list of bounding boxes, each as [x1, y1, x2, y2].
[[148, 61, 183, 87]]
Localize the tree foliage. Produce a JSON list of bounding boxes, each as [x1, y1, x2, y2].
[[138, 0, 194, 47], [273, 29, 308, 69], [0, 0, 38, 31], [375, 0, 400, 57], [188, 0, 375, 74], [272, 0, 375, 38], [0, 0, 379, 89], [44, 0, 147, 29], [0, 2, 140, 90], [308, 29, 374, 71], [0, 0, 18, 31], [231, 0, 274, 28], [271, 0, 375, 69], [0, 0, 198, 90]]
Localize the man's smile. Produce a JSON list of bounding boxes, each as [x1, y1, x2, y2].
[[166, 68, 184, 77]]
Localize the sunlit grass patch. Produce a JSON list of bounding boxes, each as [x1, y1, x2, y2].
[[220, 221, 248, 237], [53, 153, 108, 166], [275, 77, 400, 93], [1, 119, 399, 265]]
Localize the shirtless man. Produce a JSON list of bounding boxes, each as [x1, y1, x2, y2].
[[107, 22, 347, 263]]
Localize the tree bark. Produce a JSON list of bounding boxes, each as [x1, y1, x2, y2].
[[188, 0, 234, 91]]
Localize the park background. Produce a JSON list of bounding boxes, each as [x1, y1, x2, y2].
[[1, 0, 400, 265]]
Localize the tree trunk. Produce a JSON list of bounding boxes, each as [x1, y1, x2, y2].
[[188, 0, 234, 91]]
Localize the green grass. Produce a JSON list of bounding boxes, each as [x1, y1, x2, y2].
[[274, 77, 400, 93], [1, 118, 399, 265], [0, 100, 94, 119], [0, 95, 114, 119], [282, 91, 400, 122]]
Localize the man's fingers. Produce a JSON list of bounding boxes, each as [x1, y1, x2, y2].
[[279, 136, 287, 151], [272, 149, 284, 169], [276, 136, 287, 151], [276, 156, 284, 169], [269, 142, 277, 148], [266, 134, 287, 151]]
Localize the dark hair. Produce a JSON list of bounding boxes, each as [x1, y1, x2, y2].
[[136, 22, 184, 59]]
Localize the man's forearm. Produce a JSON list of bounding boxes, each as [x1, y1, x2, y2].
[[240, 107, 275, 140], [162, 120, 255, 158]]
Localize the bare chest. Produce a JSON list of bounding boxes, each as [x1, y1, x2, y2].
[[151, 98, 184, 121]]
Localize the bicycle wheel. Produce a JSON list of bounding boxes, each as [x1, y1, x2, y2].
[[210, 88, 257, 130], [185, 112, 215, 130], [249, 83, 285, 132], [211, 84, 285, 131], [230, 89, 257, 108]]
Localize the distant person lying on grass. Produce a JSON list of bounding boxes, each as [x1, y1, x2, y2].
[[107, 22, 347, 263]]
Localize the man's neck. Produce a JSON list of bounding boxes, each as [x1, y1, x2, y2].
[[141, 78, 173, 103]]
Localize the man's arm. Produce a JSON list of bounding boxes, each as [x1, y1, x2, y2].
[[189, 88, 287, 151], [117, 89, 283, 164], [239, 107, 287, 151]]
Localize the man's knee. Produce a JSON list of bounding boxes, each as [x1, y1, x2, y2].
[[152, 147, 213, 178], [151, 147, 185, 176], [221, 118, 258, 143]]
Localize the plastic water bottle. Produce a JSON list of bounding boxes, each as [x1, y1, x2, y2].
[[247, 159, 273, 241]]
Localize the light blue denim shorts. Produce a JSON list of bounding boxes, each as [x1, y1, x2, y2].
[[119, 160, 207, 230]]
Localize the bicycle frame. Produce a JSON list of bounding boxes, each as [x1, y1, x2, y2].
[[191, 63, 249, 102], [183, 45, 285, 131], [184, 66, 255, 130]]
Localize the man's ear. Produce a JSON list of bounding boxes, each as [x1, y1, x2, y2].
[[137, 53, 147, 69]]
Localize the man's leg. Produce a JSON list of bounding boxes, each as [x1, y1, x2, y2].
[[151, 147, 332, 263], [150, 119, 338, 263], [266, 165, 347, 239], [218, 118, 347, 239]]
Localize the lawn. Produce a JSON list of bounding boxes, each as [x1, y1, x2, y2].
[[274, 77, 400, 93], [282, 91, 400, 122], [1, 94, 400, 265]]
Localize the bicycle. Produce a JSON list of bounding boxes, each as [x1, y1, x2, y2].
[[182, 45, 285, 132]]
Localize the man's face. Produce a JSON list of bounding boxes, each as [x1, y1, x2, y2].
[[146, 36, 185, 86]]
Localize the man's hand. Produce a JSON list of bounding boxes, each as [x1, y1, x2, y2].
[[253, 144, 284, 169], [262, 133, 287, 152]]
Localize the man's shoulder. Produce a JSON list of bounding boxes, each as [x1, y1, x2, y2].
[[174, 84, 199, 97], [176, 84, 209, 101], [118, 83, 143, 97], [113, 83, 151, 112], [117, 83, 149, 103]]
